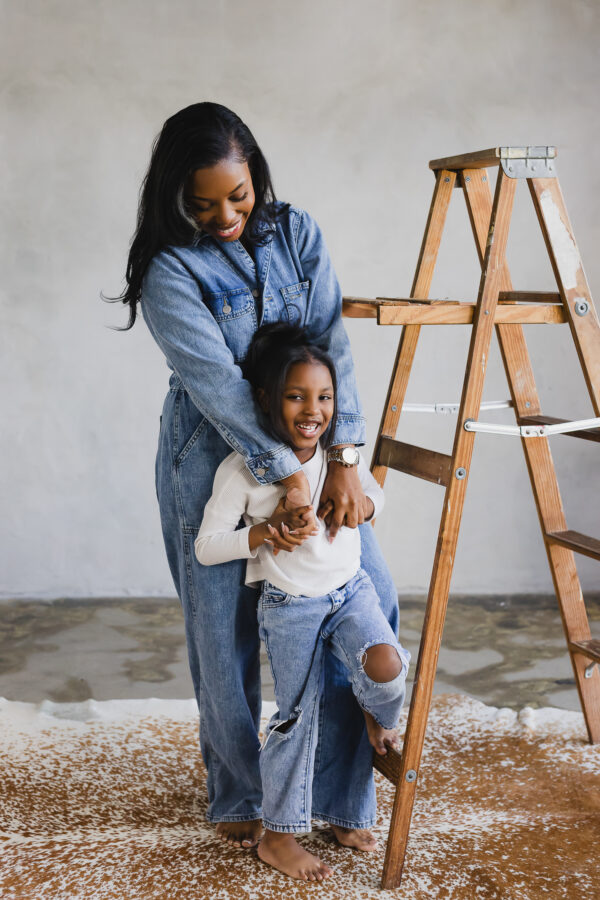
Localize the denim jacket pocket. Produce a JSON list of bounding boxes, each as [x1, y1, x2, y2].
[[203, 287, 258, 361], [280, 280, 310, 326]]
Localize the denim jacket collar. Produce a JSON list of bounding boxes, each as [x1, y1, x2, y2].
[[192, 226, 275, 290]]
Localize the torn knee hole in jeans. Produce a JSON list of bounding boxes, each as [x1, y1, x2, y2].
[[262, 707, 303, 749], [358, 638, 394, 669], [357, 640, 404, 683]]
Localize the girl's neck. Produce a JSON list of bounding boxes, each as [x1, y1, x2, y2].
[[294, 445, 318, 464]]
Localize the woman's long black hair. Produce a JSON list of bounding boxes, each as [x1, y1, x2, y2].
[[242, 323, 338, 448], [109, 102, 285, 329]]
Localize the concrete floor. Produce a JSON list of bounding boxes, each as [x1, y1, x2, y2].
[[1, 593, 598, 711]]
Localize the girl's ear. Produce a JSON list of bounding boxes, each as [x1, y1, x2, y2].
[[256, 388, 270, 413]]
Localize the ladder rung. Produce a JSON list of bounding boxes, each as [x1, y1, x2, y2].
[[570, 640, 600, 665], [377, 302, 566, 326], [373, 745, 403, 784], [343, 297, 380, 318], [498, 291, 561, 304], [520, 416, 600, 443], [546, 530, 600, 561], [429, 146, 557, 171], [377, 437, 452, 486], [343, 296, 565, 322]]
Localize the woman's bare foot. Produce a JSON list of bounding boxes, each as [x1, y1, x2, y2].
[[216, 820, 263, 848], [363, 710, 400, 756], [258, 830, 334, 881], [330, 824, 378, 851]]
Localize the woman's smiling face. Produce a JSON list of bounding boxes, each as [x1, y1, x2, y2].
[[187, 157, 255, 242]]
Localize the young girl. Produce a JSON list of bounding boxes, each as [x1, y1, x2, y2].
[[195, 323, 410, 881]]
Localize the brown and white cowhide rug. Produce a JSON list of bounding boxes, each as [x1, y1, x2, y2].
[[0, 694, 598, 899]]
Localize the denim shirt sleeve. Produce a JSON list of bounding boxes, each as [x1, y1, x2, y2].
[[141, 251, 300, 485], [292, 209, 366, 447]]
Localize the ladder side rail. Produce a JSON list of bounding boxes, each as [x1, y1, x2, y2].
[[381, 168, 517, 889], [461, 169, 600, 743], [371, 170, 456, 486], [528, 177, 600, 414]]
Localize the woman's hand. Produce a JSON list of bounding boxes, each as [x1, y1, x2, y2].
[[318, 459, 371, 542]]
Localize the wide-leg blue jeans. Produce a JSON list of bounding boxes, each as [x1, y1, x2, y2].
[[156, 384, 399, 824]]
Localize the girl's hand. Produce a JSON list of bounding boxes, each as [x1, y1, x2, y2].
[[317, 459, 371, 542], [279, 471, 318, 535], [259, 495, 319, 555]]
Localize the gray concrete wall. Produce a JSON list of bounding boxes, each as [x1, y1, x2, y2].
[[2, 0, 599, 598]]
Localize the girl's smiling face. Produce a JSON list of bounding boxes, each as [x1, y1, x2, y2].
[[187, 157, 255, 242], [280, 360, 335, 462]]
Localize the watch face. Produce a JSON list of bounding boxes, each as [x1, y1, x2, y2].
[[341, 447, 359, 465]]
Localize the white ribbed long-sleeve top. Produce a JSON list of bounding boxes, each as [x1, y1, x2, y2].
[[194, 445, 385, 598]]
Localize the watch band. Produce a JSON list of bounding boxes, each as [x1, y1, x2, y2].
[[327, 447, 360, 467]]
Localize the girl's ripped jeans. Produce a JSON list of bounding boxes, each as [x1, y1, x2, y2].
[[258, 568, 410, 833]]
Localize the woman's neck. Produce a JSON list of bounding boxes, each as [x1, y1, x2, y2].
[[240, 232, 254, 256]]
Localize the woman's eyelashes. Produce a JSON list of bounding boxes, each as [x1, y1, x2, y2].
[[189, 192, 248, 212]]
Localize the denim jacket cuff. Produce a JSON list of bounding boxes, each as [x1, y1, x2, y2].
[[329, 414, 367, 448], [246, 446, 302, 485]]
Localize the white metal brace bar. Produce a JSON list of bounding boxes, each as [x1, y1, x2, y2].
[[402, 400, 513, 415], [464, 417, 600, 437]]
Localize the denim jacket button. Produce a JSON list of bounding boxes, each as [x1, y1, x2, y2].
[[256, 467, 267, 477], [252, 289, 259, 298]]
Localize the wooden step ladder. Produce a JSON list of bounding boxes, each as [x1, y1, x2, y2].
[[342, 146, 600, 890]]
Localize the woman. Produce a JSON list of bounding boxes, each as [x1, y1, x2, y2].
[[117, 102, 399, 851]]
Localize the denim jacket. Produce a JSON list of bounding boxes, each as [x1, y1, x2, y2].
[[141, 204, 366, 485]]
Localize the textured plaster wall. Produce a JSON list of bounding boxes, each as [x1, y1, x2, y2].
[[2, 0, 599, 598]]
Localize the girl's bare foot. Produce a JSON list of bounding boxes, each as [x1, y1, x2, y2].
[[258, 830, 334, 881], [330, 824, 378, 851], [216, 820, 263, 848], [363, 710, 400, 756]]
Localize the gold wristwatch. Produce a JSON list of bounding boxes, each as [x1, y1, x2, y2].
[[327, 447, 360, 467]]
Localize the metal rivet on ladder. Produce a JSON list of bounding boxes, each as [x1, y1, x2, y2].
[[465, 176, 471, 182], [482, 175, 487, 182], [574, 299, 589, 316], [584, 662, 597, 679], [391, 405, 397, 411], [455, 467, 467, 480], [444, 176, 450, 183], [525, 401, 531, 408], [405, 769, 417, 782]]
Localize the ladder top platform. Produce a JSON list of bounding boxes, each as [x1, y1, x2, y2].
[[429, 146, 557, 171]]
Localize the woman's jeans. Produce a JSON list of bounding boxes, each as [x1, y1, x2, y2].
[[156, 385, 400, 825], [258, 569, 409, 832]]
